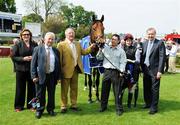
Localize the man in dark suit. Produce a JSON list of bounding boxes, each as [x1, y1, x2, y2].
[[31, 32, 61, 119], [141, 27, 165, 115]]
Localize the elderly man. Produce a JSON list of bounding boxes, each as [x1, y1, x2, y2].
[[31, 32, 61, 119], [57, 28, 95, 113]]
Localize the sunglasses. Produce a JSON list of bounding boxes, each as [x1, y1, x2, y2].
[[22, 34, 30, 36]]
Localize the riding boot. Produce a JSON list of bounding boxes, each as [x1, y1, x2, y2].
[[127, 93, 133, 108], [88, 75, 93, 103], [134, 86, 139, 107]]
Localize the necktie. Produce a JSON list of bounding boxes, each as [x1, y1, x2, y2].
[[46, 48, 50, 73], [144, 41, 153, 66]]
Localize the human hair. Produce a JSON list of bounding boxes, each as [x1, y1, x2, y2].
[[124, 33, 134, 41], [146, 27, 156, 34], [112, 34, 120, 40], [65, 27, 75, 36], [44, 32, 55, 40], [20, 28, 32, 41]]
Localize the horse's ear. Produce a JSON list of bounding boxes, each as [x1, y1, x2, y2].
[[92, 15, 96, 21], [100, 15, 104, 22]]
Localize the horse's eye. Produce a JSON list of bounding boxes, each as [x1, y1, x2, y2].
[[93, 28, 96, 31]]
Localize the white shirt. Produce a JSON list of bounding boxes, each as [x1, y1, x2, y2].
[[45, 45, 55, 73], [168, 44, 178, 57]]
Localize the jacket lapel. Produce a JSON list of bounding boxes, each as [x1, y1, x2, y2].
[[149, 39, 157, 56], [65, 41, 74, 58], [42, 45, 46, 62]]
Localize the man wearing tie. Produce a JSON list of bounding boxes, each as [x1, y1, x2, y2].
[[141, 28, 165, 114], [57, 28, 95, 113], [31, 32, 61, 119]]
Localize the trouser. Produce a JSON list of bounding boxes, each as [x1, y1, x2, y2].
[[36, 73, 56, 112], [14, 71, 35, 109], [101, 69, 124, 111], [143, 65, 160, 111], [61, 67, 79, 109], [164, 55, 169, 72], [168, 56, 176, 73]]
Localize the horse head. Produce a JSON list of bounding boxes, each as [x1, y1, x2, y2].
[[90, 15, 105, 55]]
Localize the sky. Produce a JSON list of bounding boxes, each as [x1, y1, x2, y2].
[[15, 0, 180, 37]]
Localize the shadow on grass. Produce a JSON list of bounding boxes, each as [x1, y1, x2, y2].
[[51, 98, 180, 116]]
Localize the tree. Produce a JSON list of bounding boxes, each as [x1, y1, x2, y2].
[[24, 0, 66, 21], [24, 0, 41, 15], [0, 0, 16, 13], [59, 4, 95, 38], [22, 13, 44, 27], [42, 14, 67, 39]]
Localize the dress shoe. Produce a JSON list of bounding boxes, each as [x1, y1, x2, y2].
[[15, 108, 21, 112], [60, 109, 67, 113], [48, 110, 56, 116], [99, 107, 107, 112], [69, 107, 82, 112], [116, 110, 123, 116], [36, 111, 42, 119], [142, 105, 150, 109], [149, 110, 158, 115]]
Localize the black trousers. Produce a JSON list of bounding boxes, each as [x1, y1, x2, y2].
[[14, 71, 35, 109], [100, 69, 123, 111], [164, 55, 169, 72], [35, 73, 56, 113], [143, 65, 160, 111]]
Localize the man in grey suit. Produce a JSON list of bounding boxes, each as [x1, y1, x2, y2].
[[31, 32, 61, 119], [141, 27, 165, 115]]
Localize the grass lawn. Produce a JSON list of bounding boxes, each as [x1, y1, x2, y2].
[[0, 58, 180, 125]]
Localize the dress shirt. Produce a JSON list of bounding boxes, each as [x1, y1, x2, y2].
[[144, 40, 154, 66], [45, 45, 55, 73], [66, 38, 78, 66], [167, 44, 178, 57], [96, 45, 127, 72]]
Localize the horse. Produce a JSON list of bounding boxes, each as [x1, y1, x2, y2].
[[81, 15, 105, 103]]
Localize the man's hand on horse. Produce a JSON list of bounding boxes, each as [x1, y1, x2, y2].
[[90, 43, 97, 49]]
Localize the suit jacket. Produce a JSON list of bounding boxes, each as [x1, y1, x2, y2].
[[57, 40, 91, 78], [12, 40, 37, 72], [31, 44, 61, 85], [141, 39, 165, 75]]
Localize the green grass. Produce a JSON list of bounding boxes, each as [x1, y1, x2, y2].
[[0, 58, 180, 125]]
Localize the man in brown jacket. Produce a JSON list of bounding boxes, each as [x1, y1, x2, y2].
[[57, 28, 95, 113]]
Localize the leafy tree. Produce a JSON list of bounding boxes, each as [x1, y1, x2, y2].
[[22, 13, 44, 27], [59, 4, 95, 38], [42, 14, 67, 40], [75, 24, 90, 39], [0, 0, 16, 13]]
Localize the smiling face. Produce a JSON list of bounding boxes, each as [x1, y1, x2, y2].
[[111, 35, 119, 47], [146, 28, 156, 41], [44, 32, 55, 47], [21, 31, 31, 42], [65, 28, 75, 42], [125, 38, 133, 47]]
